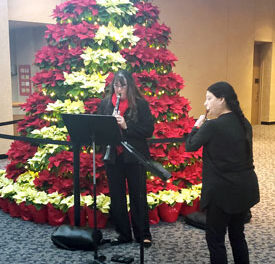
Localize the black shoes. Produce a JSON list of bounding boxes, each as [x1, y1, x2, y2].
[[135, 238, 152, 248], [111, 237, 133, 246], [143, 239, 152, 248], [111, 236, 152, 248]]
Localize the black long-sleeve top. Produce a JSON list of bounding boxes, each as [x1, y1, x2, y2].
[[98, 96, 154, 164], [185, 112, 260, 213]]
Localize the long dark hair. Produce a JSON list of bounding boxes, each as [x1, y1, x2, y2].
[[207, 81, 249, 138], [109, 70, 143, 121]]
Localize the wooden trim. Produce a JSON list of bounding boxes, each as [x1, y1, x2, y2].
[[12, 102, 24, 107]]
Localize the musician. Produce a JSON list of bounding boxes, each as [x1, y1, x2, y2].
[[185, 82, 260, 264], [98, 70, 154, 247]]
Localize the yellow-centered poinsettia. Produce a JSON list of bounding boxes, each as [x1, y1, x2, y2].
[[64, 71, 109, 92], [46, 99, 85, 114], [81, 48, 126, 69], [96, 0, 137, 15], [94, 22, 140, 47], [83, 193, 111, 214]]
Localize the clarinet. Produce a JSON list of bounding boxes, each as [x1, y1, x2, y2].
[[103, 94, 121, 161]]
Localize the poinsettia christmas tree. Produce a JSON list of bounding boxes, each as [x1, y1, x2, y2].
[[1, 0, 202, 224]]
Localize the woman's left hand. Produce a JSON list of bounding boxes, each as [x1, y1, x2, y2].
[[114, 114, 127, 130]]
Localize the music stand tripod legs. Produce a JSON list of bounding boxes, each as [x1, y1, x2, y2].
[[87, 141, 106, 264]]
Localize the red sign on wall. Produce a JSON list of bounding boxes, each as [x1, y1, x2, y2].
[[19, 65, 32, 96]]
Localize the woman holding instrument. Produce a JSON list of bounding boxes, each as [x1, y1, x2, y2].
[[98, 70, 154, 247], [185, 81, 260, 264]]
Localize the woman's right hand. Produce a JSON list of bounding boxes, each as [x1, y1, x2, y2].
[[194, 115, 206, 128]]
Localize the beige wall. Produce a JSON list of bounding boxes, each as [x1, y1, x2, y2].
[[0, 0, 14, 154], [8, 0, 63, 23], [153, 0, 275, 121]]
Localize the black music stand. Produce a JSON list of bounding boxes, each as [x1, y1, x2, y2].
[[62, 114, 122, 264], [61, 113, 171, 264]]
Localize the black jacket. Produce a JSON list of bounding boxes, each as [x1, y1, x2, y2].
[[185, 112, 260, 213], [98, 96, 154, 164]]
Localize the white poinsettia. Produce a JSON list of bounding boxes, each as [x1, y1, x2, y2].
[[83, 193, 110, 214], [179, 188, 192, 204], [96, 193, 111, 214], [47, 191, 64, 207], [158, 189, 179, 206], [16, 171, 38, 187], [31, 126, 68, 141], [83, 195, 94, 207], [192, 183, 202, 192], [94, 22, 140, 46], [97, 0, 131, 5], [60, 195, 85, 209], [0, 172, 13, 188], [0, 184, 15, 199], [81, 47, 126, 68], [46, 99, 85, 114], [147, 192, 160, 209], [12, 185, 28, 204], [96, 0, 137, 15], [64, 48, 126, 92], [27, 144, 60, 169], [32, 191, 49, 205], [64, 70, 108, 92]]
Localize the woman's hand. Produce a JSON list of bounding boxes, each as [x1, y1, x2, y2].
[[194, 115, 206, 128], [114, 113, 127, 130]]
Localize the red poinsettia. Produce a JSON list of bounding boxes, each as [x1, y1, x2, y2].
[[134, 23, 171, 46], [135, 2, 159, 22], [21, 92, 53, 115], [5, 161, 26, 181], [153, 120, 189, 139], [144, 95, 169, 118], [5, 141, 37, 181], [7, 141, 37, 162], [48, 178, 74, 196], [121, 44, 177, 68], [34, 150, 106, 195], [167, 144, 194, 166], [52, 0, 98, 20], [146, 177, 165, 193], [165, 180, 181, 191], [84, 98, 101, 114], [35, 45, 83, 67], [104, 72, 114, 88], [45, 21, 99, 44], [172, 162, 202, 185], [32, 69, 65, 87], [169, 95, 191, 115], [149, 146, 167, 159], [48, 150, 104, 179], [135, 70, 185, 93], [17, 116, 50, 135]]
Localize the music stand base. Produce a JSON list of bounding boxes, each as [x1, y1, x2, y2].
[[87, 255, 106, 264]]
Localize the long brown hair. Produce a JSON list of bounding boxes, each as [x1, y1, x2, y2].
[[109, 70, 144, 121]]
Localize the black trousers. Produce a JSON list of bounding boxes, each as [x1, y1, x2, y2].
[[106, 155, 151, 242], [206, 204, 249, 264]]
